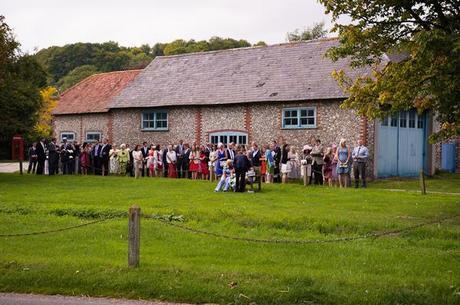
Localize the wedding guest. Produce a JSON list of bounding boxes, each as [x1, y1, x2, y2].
[[141, 142, 149, 177], [335, 138, 351, 188], [280, 144, 290, 184], [47, 138, 59, 175], [175, 140, 185, 178], [331, 144, 338, 186], [27, 142, 38, 174], [273, 140, 281, 183], [80, 142, 90, 175], [311, 139, 324, 185], [288, 146, 300, 179], [189, 144, 200, 180], [265, 143, 274, 183], [234, 146, 250, 192], [352, 139, 369, 188], [214, 159, 234, 192], [166, 145, 177, 178], [215, 143, 226, 178], [323, 147, 334, 187], [147, 146, 155, 177], [117, 144, 130, 176], [100, 138, 111, 176], [109, 146, 119, 174], [132, 145, 143, 179], [199, 145, 209, 180], [154, 144, 163, 177]]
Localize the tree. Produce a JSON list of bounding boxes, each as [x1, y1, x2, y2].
[[0, 16, 47, 141], [32, 86, 58, 140], [57, 65, 99, 92], [287, 22, 327, 42], [319, 0, 460, 141]]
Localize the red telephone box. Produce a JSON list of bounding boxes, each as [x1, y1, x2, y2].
[[11, 134, 25, 161]]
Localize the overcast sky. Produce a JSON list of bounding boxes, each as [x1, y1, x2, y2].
[[2, 0, 341, 53]]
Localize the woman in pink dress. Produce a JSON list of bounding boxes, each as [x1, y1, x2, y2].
[[79, 142, 90, 175]]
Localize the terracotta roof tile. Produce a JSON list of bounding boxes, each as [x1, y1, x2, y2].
[[53, 70, 141, 115]]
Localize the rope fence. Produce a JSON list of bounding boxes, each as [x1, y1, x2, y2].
[[0, 217, 112, 237], [149, 213, 460, 244], [0, 205, 458, 268]]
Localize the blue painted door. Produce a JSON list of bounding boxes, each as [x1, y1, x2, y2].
[[377, 110, 426, 177]]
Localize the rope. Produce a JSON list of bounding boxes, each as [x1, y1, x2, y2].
[[0, 218, 113, 237], [151, 214, 459, 244]]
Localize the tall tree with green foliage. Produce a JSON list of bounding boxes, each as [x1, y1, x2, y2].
[[0, 15, 47, 142], [287, 22, 327, 42], [320, 0, 460, 141]]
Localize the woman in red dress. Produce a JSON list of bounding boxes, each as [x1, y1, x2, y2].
[[189, 144, 200, 179], [199, 145, 209, 180]]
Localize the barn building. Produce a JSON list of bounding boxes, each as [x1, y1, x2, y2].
[[53, 38, 456, 177]]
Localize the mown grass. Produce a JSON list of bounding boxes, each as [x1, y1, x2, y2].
[[0, 173, 459, 305]]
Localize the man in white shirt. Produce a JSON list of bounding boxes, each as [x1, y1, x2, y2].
[[352, 139, 369, 188]]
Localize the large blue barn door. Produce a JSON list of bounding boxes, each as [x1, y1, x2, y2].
[[377, 110, 426, 177]]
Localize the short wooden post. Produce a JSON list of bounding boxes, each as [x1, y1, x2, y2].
[[128, 205, 140, 267], [419, 170, 426, 195], [210, 165, 214, 182], [19, 160, 23, 175]]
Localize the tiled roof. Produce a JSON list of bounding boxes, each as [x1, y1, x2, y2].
[[53, 70, 141, 115], [110, 38, 370, 109]]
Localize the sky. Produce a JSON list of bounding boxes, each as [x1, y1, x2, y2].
[[2, 0, 342, 53]]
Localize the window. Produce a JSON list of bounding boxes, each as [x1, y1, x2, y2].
[[408, 111, 416, 128], [417, 114, 424, 129], [282, 107, 316, 128], [141, 110, 168, 130], [60, 132, 75, 142], [209, 131, 247, 146], [85, 132, 101, 142], [399, 111, 407, 128], [381, 117, 389, 126], [390, 114, 398, 127]]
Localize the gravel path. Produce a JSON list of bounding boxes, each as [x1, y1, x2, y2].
[[0, 162, 27, 173], [0, 293, 200, 305]]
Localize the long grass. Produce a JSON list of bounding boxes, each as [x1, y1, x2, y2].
[[0, 173, 459, 305]]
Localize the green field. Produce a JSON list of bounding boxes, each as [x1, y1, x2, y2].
[[0, 173, 459, 305]]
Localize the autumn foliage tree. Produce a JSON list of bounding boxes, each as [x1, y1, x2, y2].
[[32, 86, 58, 139], [320, 0, 460, 141]]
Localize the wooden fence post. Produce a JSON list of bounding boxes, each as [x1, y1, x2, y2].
[[128, 205, 140, 267], [419, 170, 426, 195]]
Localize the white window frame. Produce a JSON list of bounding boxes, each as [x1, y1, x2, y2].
[[85, 131, 101, 142], [60, 132, 75, 142], [282, 107, 316, 129], [209, 131, 248, 146], [141, 110, 168, 131]]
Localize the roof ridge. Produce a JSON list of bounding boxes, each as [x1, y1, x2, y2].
[[154, 37, 339, 60]]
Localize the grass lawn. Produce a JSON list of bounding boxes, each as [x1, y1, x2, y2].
[[0, 173, 459, 305]]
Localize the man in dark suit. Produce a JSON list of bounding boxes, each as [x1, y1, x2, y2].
[[162, 145, 169, 177], [175, 140, 185, 178], [47, 138, 59, 175], [234, 146, 250, 192], [35, 138, 46, 175], [99, 138, 112, 176], [273, 140, 281, 183], [92, 141, 102, 175], [182, 143, 191, 179], [60, 137, 75, 175], [141, 142, 149, 177]]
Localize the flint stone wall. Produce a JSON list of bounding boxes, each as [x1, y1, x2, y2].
[[53, 113, 109, 143]]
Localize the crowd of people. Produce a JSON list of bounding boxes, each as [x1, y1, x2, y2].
[[27, 136, 369, 192]]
